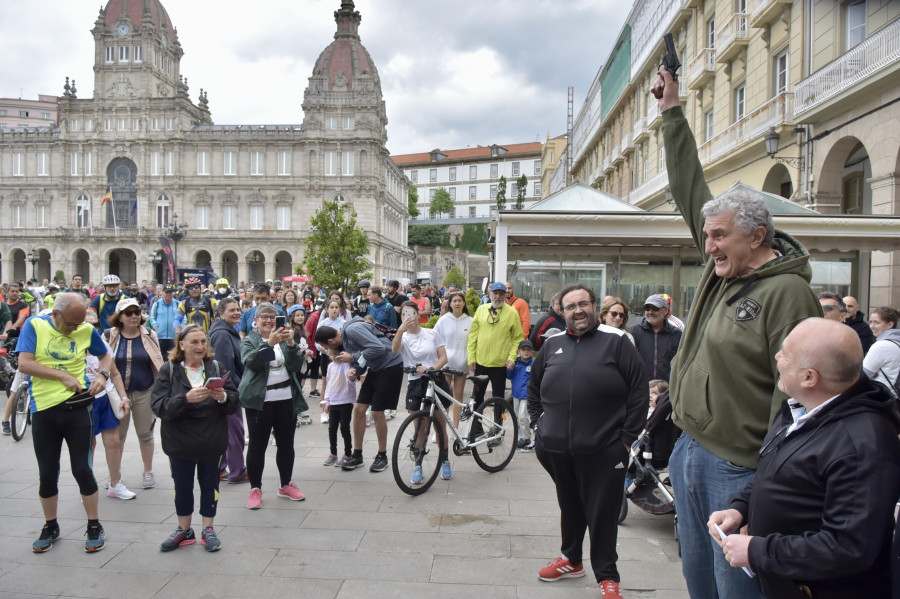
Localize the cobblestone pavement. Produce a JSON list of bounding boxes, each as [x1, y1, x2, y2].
[[0, 395, 688, 599]]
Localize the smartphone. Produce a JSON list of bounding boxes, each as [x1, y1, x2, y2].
[[275, 315, 286, 328], [402, 308, 416, 320]]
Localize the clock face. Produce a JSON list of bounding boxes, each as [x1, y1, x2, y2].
[[161, 33, 168, 47], [117, 23, 130, 36]]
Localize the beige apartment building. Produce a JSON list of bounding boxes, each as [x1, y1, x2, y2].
[[559, 0, 900, 310], [0, 96, 59, 129]]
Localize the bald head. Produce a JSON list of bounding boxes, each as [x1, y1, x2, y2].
[[843, 296, 859, 319], [777, 318, 862, 404]]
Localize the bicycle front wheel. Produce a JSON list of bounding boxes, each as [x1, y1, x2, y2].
[[391, 410, 445, 496], [472, 397, 517, 473], [11, 385, 30, 442]]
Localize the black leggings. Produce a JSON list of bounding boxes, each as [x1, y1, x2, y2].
[[32, 403, 99, 498], [246, 399, 295, 489], [169, 455, 221, 518], [328, 403, 353, 457], [473, 364, 507, 407]]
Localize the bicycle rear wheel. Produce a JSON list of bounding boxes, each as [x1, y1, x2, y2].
[[472, 397, 517, 473], [11, 385, 30, 442], [391, 410, 445, 496]]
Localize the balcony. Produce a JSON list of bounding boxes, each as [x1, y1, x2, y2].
[[628, 168, 669, 206], [623, 132, 635, 155], [715, 13, 749, 64], [602, 152, 615, 174], [794, 18, 900, 118], [633, 116, 648, 143], [749, 0, 792, 29], [612, 142, 625, 166], [689, 48, 716, 90], [678, 78, 689, 101], [647, 100, 662, 129], [698, 93, 793, 165]]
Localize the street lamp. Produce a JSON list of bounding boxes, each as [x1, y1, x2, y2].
[[764, 127, 805, 169], [163, 212, 188, 283], [148, 252, 162, 283], [26, 249, 38, 282]]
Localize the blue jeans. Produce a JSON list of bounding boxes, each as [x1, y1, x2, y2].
[[669, 433, 763, 599]]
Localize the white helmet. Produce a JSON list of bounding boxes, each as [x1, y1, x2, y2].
[[102, 274, 121, 286]]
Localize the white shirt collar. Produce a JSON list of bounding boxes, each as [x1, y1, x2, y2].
[[786, 394, 840, 436]]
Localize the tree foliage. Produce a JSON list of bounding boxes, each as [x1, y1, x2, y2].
[[408, 224, 450, 247], [442, 265, 467, 289], [496, 175, 507, 211], [515, 174, 528, 210], [429, 187, 454, 218], [465, 287, 481, 316], [408, 184, 420, 218], [303, 199, 372, 291], [454, 223, 488, 255]]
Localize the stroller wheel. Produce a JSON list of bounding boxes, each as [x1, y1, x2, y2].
[[617, 486, 628, 524]]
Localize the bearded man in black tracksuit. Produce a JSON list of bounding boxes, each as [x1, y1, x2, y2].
[[527, 283, 647, 598]]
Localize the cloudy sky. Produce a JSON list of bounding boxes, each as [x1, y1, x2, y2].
[[0, 0, 626, 155]]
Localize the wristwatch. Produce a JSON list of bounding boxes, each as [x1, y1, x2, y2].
[[98, 371, 110, 381]]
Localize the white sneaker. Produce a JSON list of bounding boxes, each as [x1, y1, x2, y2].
[[107, 481, 136, 500], [320, 412, 329, 424]]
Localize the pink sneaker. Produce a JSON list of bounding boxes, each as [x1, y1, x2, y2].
[[247, 488, 262, 509], [277, 482, 306, 501]]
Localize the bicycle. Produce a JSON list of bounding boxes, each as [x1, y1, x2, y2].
[[391, 366, 517, 495], [0, 339, 29, 442]]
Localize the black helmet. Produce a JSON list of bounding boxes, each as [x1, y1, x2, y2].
[[358, 279, 371, 288]]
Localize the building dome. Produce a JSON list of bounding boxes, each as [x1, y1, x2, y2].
[[102, 0, 174, 36], [311, 1, 381, 93]]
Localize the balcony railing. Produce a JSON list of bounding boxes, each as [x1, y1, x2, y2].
[[628, 168, 669, 206], [698, 93, 793, 165], [647, 100, 662, 129], [794, 18, 900, 117], [633, 116, 648, 143], [689, 48, 716, 89], [716, 13, 749, 63], [749, 0, 791, 28]]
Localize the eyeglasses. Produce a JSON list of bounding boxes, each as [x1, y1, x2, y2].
[[257, 315, 276, 321], [607, 310, 626, 319], [187, 285, 201, 290], [822, 305, 845, 313], [759, 422, 791, 459], [644, 305, 661, 312], [122, 309, 141, 317], [563, 300, 592, 313]]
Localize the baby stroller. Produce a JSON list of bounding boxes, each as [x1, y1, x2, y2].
[[618, 390, 681, 551]]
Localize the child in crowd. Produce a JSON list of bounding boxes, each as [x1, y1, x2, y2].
[[289, 305, 314, 426], [315, 299, 347, 423], [322, 346, 356, 467], [648, 379, 668, 419], [507, 339, 535, 452]]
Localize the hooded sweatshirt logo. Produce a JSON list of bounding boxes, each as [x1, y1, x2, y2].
[[735, 298, 762, 322]]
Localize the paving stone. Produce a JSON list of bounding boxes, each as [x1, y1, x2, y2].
[[378, 495, 510, 516], [167, 504, 310, 528], [0, 534, 128, 568], [264, 547, 433, 582], [0, 563, 173, 599], [437, 512, 560, 536], [0, 482, 33, 499], [431, 554, 554, 586], [153, 572, 342, 599], [358, 530, 510, 557], [217, 524, 363, 551], [336, 579, 518, 599], [103, 541, 278, 576], [300, 509, 439, 533]]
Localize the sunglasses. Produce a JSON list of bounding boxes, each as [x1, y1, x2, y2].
[[644, 305, 661, 312], [821, 305, 845, 313], [607, 310, 626, 319]]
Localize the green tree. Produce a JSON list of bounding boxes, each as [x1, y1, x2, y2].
[[408, 224, 450, 247], [465, 287, 481, 316], [442, 265, 467, 289], [496, 175, 507, 211], [515, 174, 528, 210], [453, 222, 489, 254], [303, 199, 372, 291], [429, 187, 454, 218], [408, 184, 420, 218]]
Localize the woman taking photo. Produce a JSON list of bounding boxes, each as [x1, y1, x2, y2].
[[599, 297, 635, 345], [151, 324, 239, 552], [106, 297, 164, 489], [240, 302, 308, 509], [864, 306, 900, 395], [433, 291, 472, 428]]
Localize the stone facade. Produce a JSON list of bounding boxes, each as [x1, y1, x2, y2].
[[0, 0, 412, 287]]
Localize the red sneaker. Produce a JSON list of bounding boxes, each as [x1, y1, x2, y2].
[[247, 488, 262, 509], [277, 482, 306, 501], [538, 556, 585, 581], [600, 580, 623, 599]]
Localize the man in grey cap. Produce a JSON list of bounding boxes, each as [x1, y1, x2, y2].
[[631, 294, 681, 383]]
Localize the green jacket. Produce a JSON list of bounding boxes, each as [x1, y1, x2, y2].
[[663, 106, 821, 469], [238, 330, 308, 415], [467, 303, 524, 367]]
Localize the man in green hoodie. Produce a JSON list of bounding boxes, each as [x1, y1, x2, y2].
[[653, 69, 820, 599]]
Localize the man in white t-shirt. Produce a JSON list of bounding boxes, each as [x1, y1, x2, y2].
[[391, 300, 453, 483]]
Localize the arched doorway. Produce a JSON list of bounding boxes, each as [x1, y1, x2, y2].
[[762, 163, 793, 199], [221, 250, 238, 285], [11, 249, 26, 283], [73, 249, 90, 283], [195, 250, 211, 269], [817, 136, 872, 215], [108, 248, 137, 283], [106, 158, 138, 228], [36, 249, 51, 282], [246, 250, 265, 283], [149, 250, 165, 285], [274, 251, 293, 280]]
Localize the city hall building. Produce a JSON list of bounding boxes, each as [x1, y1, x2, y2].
[[0, 0, 412, 286]]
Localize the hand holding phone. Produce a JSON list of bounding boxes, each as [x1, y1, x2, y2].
[[275, 315, 286, 329]]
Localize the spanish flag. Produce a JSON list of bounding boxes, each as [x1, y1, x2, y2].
[[100, 187, 111, 206]]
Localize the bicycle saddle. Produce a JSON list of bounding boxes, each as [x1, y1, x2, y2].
[[469, 375, 491, 387]]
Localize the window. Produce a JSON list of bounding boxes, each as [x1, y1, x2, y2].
[[410, 170, 418, 183], [84, 151, 93, 175], [278, 151, 291, 175], [0, 109, 5, 116], [449, 167, 456, 181], [707, 16, 716, 48], [658, 147, 666, 172], [469, 165, 477, 179], [846, 1, 866, 50], [250, 205, 263, 230], [224, 151, 237, 176], [550, 150, 555, 164], [704, 110, 714, 142], [70, 152, 79, 176], [119, 46, 129, 62], [490, 184, 498, 199], [71, 118, 81, 131], [342, 116, 354, 129], [736, 0, 747, 12], [19, 110, 28, 117], [197, 151, 209, 175], [734, 85, 746, 121], [325, 151, 337, 176], [534, 182, 541, 196], [156, 194, 170, 227], [118, 118, 127, 131], [134, 45, 142, 62], [469, 206, 476, 217], [76, 194, 90, 228], [41, 112, 51, 119], [469, 186, 477, 200], [342, 151, 354, 175], [449, 187, 456, 201], [12, 153, 24, 176], [248, 151, 262, 175], [534, 160, 542, 175], [104, 118, 113, 131], [85, 118, 93, 132], [132, 118, 140, 131], [511, 162, 520, 176], [150, 151, 161, 176], [429, 168, 437, 182], [774, 50, 789, 95], [196, 205, 209, 230], [36, 205, 48, 229], [165, 151, 174, 175], [490, 164, 498, 178], [37, 152, 49, 176], [277, 205, 290, 230], [325, 116, 337, 129], [223, 205, 236, 230], [429, 189, 436, 201], [510, 183, 519, 197], [12, 205, 23, 228], [165, 117, 175, 130], [105, 46, 114, 62]]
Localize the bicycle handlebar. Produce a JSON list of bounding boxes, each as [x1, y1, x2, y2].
[[402, 366, 467, 378]]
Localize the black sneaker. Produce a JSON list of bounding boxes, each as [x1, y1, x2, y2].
[[1, 421, 9, 435], [370, 453, 388, 473], [32, 523, 60, 553], [84, 523, 106, 553], [160, 526, 196, 552], [309, 390, 321, 397], [516, 439, 530, 449], [340, 454, 364, 471], [200, 527, 221, 552]]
